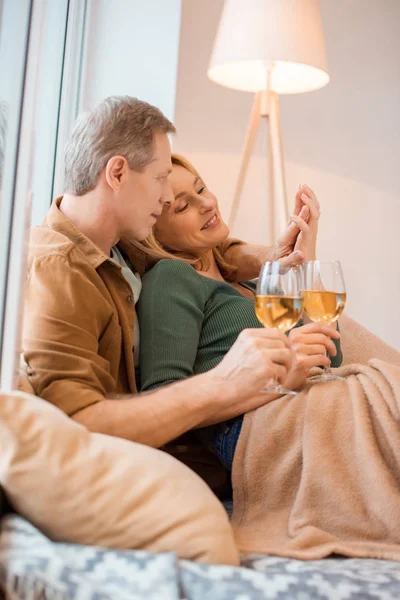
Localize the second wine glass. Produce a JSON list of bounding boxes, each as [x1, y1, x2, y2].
[[302, 260, 346, 382], [255, 262, 304, 396]]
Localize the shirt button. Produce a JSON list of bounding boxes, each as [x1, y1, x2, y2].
[[126, 294, 134, 303]]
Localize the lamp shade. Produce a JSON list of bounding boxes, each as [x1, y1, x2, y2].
[[208, 0, 329, 94]]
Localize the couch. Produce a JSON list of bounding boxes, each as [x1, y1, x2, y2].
[[1, 315, 400, 599]]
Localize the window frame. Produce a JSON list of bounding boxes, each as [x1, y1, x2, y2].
[[0, 0, 88, 389]]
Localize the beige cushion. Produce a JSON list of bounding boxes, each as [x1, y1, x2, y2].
[[0, 391, 239, 565]]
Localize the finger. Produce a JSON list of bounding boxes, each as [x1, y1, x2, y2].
[[244, 328, 290, 346], [290, 214, 310, 234], [298, 335, 337, 356], [301, 184, 319, 208], [273, 363, 290, 385], [292, 332, 338, 349], [294, 185, 304, 216], [277, 220, 301, 253], [254, 337, 290, 350], [301, 193, 320, 219], [301, 355, 331, 371], [295, 184, 312, 215], [265, 364, 289, 386], [280, 205, 310, 243], [299, 204, 310, 223], [292, 343, 328, 356], [294, 323, 340, 339], [282, 218, 301, 237], [300, 191, 320, 219], [278, 251, 304, 270], [267, 348, 293, 369]]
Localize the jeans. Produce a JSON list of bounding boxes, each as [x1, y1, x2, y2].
[[212, 416, 244, 471]]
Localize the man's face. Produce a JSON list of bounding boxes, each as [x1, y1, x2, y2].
[[116, 132, 173, 241]]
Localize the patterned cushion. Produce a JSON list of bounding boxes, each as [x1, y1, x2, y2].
[[1, 515, 400, 599], [0, 516, 180, 600]]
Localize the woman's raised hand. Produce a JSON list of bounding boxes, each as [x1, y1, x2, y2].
[[272, 183, 320, 268], [290, 184, 320, 262]]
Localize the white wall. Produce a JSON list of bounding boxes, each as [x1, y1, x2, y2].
[[174, 0, 400, 350], [80, 0, 182, 122]]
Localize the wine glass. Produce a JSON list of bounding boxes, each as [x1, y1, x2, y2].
[[255, 262, 304, 396], [302, 260, 346, 382]]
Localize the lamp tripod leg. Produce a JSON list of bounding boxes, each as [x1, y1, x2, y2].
[[266, 114, 275, 245], [229, 91, 262, 230], [269, 92, 288, 240]]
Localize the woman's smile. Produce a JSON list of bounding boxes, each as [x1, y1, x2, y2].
[[201, 213, 220, 231]]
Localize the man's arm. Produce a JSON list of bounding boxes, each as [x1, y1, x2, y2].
[[25, 252, 291, 448], [72, 373, 235, 447], [24, 252, 115, 416], [73, 328, 292, 447], [23, 253, 220, 445], [74, 261, 288, 447]]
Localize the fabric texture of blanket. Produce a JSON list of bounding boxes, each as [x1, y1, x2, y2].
[[232, 315, 400, 560]]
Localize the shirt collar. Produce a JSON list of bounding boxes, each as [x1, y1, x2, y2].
[[45, 197, 151, 274], [44, 197, 112, 269]]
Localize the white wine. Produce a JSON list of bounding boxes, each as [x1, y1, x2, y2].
[[255, 295, 303, 333], [303, 290, 346, 324]]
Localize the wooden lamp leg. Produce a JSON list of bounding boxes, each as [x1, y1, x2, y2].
[[228, 91, 262, 230], [230, 84, 288, 246], [269, 92, 289, 239], [266, 112, 275, 245]]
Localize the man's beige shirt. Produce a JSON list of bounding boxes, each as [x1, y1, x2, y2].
[[23, 198, 239, 416]]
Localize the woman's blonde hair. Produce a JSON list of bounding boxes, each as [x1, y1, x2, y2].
[[134, 153, 238, 281]]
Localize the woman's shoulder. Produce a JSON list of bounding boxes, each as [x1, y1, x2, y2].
[[142, 259, 203, 288]]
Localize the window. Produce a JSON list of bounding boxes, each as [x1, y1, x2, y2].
[[0, 0, 87, 388]]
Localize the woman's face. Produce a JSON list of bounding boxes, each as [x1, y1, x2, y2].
[[154, 164, 230, 254]]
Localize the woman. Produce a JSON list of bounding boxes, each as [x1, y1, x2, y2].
[[135, 155, 400, 562], [136, 154, 342, 471]]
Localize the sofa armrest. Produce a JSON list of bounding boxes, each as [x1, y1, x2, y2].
[[339, 314, 400, 367]]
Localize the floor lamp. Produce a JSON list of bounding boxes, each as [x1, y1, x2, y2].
[[208, 0, 330, 243]]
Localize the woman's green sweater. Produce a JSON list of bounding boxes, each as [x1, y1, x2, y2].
[[137, 259, 342, 392]]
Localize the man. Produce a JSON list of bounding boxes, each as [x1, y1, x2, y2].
[[24, 95, 304, 446], [22, 96, 303, 562]]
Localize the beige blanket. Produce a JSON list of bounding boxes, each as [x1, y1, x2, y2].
[[232, 318, 400, 560]]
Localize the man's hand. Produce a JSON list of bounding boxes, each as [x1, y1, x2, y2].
[[283, 323, 340, 390], [211, 328, 293, 399]]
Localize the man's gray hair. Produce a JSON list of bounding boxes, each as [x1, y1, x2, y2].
[[64, 96, 176, 196]]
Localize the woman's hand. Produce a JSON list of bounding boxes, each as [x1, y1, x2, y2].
[[271, 183, 319, 268], [271, 205, 309, 267], [289, 184, 320, 262], [283, 323, 340, 390]]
